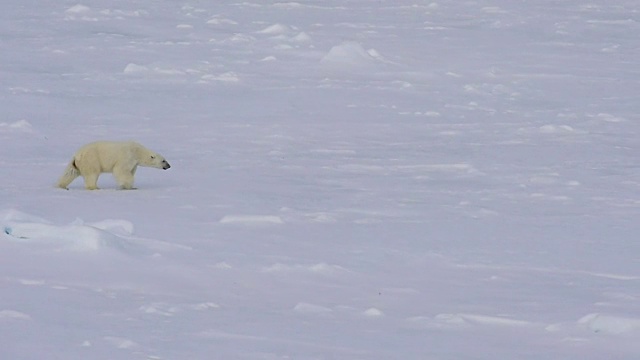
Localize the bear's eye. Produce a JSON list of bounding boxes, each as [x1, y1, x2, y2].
[[151, 156, 155, 159]]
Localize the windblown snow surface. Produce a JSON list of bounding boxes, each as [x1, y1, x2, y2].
[[1, 1, 639, 359]]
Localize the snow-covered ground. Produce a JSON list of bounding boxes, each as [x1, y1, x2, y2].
[[2, 1, 640, 359]]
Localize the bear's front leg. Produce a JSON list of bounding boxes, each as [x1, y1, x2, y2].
[[113, 166, 136, 190]]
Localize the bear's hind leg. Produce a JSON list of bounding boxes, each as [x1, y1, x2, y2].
[[83, 174, 100, 190]]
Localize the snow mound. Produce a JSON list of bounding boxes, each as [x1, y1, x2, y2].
[[272, 2, 304, 9], [65, 4, 91, 15], [431, 313, 531, 328], [257, 24, 312, 44], [0, 120, 33, 133], [207, 17, 238, 26], [363, 308, 384, 317], [219, 215, 284, 225], [1, 209, 50, 224], [594, 113, 626, 123], [103, 336, 138, 349], [291, 32, 312, 43], [256, 23, 293, 35], [321, 41, 387, 67], [200, 72, 240, 83], [0, 310, 31, 320], [578, 313, 640, 334], [4, 222, 129, 252], [84, 219, 134, 236], [260, 56, 277, 62], [539, 124, 576, 134], [123, 63, 149, 74], [2, 211, 139, 253], [64, 4, 98, 21], [294, 302, 332, 314], [124, 63, 186, 76], [261, 262, 346, 275]]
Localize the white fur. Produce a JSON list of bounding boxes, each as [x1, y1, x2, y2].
[[57, 141, 171, 190]]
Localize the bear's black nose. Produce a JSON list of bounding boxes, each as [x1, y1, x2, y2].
[[163, 163, 171, 170]]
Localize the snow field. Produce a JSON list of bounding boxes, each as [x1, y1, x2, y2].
[[2, 1, 640, 359]]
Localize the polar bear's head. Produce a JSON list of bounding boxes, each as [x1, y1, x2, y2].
[[146, 153, 171, 170], [134, 143, 171, 170], [139, 151, 171, 170]]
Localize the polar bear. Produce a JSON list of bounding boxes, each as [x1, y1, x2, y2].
[[57, 141, 171, 190]]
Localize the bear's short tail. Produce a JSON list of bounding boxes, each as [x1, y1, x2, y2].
[[56, 159, 80, 189]]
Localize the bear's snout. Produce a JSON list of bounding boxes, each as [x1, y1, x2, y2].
[[163, 161, 171, 170]]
